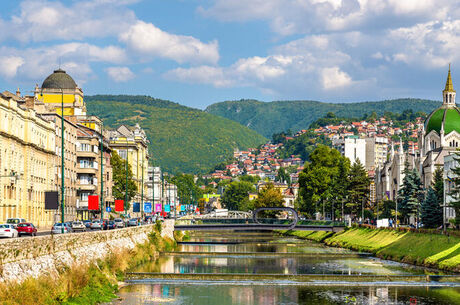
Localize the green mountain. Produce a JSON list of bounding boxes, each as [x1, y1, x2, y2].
[[205, 98, 440, 137], [85, 95, 267, 174]]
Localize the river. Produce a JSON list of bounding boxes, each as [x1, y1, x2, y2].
[[111, 232, 460, 304]]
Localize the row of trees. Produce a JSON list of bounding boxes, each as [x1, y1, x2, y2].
[[297, 145, 370, 219]]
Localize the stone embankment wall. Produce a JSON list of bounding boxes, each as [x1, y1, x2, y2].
[[0, 220, 174, 283]]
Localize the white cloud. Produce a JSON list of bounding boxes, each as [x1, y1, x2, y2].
[[199, 0, 455, 35], [120, 21, 219, 64], [0, 56, 25, 78], [106, 66, 135, 82], [321, 67, 353, 89]]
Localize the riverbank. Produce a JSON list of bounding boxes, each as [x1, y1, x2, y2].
[[0, 223, 184, 305], [284, 227, 460, 272]]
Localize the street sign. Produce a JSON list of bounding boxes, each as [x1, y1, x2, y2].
[[106, 207, 111, 212], [144, 202, 152, 213]]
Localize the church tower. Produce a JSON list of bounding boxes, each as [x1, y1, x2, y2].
[[443, 64, 456, 106]]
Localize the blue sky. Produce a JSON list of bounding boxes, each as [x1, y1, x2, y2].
[[0, 0, 458, 109]]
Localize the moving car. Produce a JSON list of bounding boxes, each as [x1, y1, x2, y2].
[[90, 219, 102, 230], [0, 224, 19, 238], [83, 220, 92, 228], [127, 218, 138, 227], [6, 218, 27, 228], [16, 223, 37, 236], [114, 218, 124, 228], [71, 221, 86, 232], [51, 223, 72, 234]]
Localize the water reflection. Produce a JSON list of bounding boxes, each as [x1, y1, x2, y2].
[[114, 284, 460, 305], [114, 232, 460, 305]]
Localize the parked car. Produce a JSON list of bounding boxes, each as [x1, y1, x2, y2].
[[51, 223, 72, 234], [114, 218, 124, 228], [6, 218, 27, 228], [128, 218, 138, 227], [16, 223, 37, 237], [83, 220, 92, 228], [71, 221, 86, 232], [107, 220, 116, 230], [0, 224, 19, 238], [90, 219, 102, 230]]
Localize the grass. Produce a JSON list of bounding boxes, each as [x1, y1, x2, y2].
[[285, 227, 460, 272], [0, 227, 179, 305]]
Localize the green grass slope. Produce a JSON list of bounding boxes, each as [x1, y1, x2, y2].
[[85, 95, 267, 174], [206, 98, 440, 137]]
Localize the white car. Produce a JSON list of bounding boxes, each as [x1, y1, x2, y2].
[[6, 218, 26, 228], [114, 218, 124, 228], [0, 224, 19, 238]]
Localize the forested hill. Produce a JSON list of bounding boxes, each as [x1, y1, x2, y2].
[[85, 95, 267, 174], [205, 98, 440, 137]]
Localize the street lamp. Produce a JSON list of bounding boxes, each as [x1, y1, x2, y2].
[[100, 124, 104, 221], [40, 87, 65, 233]]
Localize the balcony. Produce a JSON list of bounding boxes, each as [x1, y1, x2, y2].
[[77, 151, 98, 158], [77, 183, 97, 191], [78, 166, 98, 174]]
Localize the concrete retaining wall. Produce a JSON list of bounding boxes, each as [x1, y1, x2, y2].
[[0, 220, 174, 283]]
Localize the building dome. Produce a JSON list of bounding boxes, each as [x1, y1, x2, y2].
[[425, 107, 460, 135], [41, 69, 77, 89]]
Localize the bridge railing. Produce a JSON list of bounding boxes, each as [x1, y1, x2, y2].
[[175, 218, 345, 227]]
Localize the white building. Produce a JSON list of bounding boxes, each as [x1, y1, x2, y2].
[[443, 154, 457, 221], [334, 136, 366, 165]]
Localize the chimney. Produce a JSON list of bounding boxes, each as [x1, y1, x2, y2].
[[16, 87, 20, 97]]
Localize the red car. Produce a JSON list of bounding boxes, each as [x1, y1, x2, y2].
[[17, 223, 37, 237]]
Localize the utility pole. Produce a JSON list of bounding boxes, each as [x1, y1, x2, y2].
[[125, 147, 129, 217]]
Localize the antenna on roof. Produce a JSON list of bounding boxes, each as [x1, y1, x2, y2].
[[58, 57, 61, 69]]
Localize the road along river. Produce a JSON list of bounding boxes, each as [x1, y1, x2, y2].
[[110, 232, 460, 304]]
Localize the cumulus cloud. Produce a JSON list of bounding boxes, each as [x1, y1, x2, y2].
[[199, 0, 454, 35], [0, 56, 25, 78], [106, 66, 135, 82], [120, 21, 219, 64], [321, 67, 353, 89]]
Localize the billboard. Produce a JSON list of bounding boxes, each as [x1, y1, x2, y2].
[[115, 200, 124, 212], [88, 195, 99, 210], [44, 191, 59, 210], [144, 202, 152, 213], [133, 202, 140, 213], [154, 203, 162, 213], [164, 205, 171, 212]]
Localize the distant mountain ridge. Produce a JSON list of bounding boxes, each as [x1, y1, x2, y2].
[[205, 98, 440, 137], [85, 95, 267, 174]]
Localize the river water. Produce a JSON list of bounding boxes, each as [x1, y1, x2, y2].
[[112, 232, 460, 304]]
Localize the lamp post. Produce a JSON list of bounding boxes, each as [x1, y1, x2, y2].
[[100, 125, 104, 221], [125, 147, 129, 217], [40, 87, 65, 233]]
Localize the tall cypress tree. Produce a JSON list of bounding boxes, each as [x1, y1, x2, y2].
[[347, 159, 369, 217], [420, 187, 443, 228], [432, 167, 444, 203], [398, 166, 424, 224]]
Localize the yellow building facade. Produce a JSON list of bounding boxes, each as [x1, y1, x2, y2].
[[0, 93, 56, 227], [109, 124, 149, 215]]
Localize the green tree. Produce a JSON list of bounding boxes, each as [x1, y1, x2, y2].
[[171, 174, 203, 206], [221, 181, 255, 211], [397, 166, 424, 224], [420, 187, 443, 228], [432, 167, 444, 203], [254, 183, 285, 217], [240, 175, 260, 184], [298, 145, 348, 217], [111, 151, 138, 210], [347, 159, 370, 217], [276, 167, 291, 185]]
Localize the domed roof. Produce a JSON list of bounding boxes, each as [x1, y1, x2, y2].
[[41, 69, 77, 89], [425, 107, 460, 135]]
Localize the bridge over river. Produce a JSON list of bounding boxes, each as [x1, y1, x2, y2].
[[174, 207, 346, 232]]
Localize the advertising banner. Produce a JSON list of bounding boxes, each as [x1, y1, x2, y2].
[[180, 205, 186, 211], [144, 202, 152, 213], [164, 205, 171, 212], [88, 195, 99, 210], [133, 202, 140, 213], [115, 200, 124, 212], [154, 203, 162, 212], [44, 191, 59, 210]]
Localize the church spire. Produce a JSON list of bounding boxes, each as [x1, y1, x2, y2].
[[443, 64, 456, 106], [445, 64, 455, 92]]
